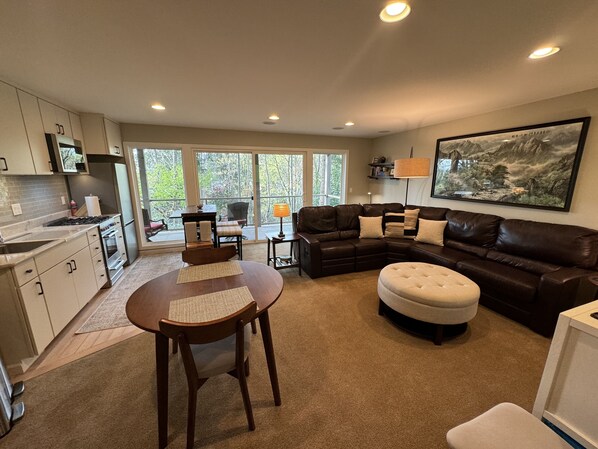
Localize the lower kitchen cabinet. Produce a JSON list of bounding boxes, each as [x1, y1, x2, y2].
[[20, 278, 54, 354], [72, 246, 98, 309], [39, 260, 81, 336]]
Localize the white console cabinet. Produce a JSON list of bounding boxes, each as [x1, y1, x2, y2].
[[533, 300, 598, 449]]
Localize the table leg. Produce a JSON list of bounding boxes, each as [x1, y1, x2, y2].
[[267, 238, 271, 266], [297, 241, 302, 276], [156, 333, 169, 449], [258, 311, 281, 406], [272, 241, 277, 269]]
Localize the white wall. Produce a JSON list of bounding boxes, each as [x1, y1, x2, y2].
[[371, 87, 598, 228], [121, 124, 372, 205]]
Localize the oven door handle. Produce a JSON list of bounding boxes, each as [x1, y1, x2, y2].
[[103, 230, 117, 239], [108, 258, 126, 271]]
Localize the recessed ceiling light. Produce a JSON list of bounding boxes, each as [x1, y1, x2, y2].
[[345, 121, 355, 127], [332, 127, 344, 130], [380, 2, 411, 23], [268, 114, 280, 121], [263, 121, 276, 125], [151, 104, 166, 110], [528, 47, 560, 59]]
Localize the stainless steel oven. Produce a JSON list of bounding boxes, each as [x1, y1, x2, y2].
[[101, 223, 125, 285]]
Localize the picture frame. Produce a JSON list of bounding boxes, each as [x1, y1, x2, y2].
[[431, 117, 591, 211]]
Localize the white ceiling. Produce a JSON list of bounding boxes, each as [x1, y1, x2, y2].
[[1, 0, 598, 138]]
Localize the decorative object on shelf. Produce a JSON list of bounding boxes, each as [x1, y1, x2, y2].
[[273, 203, 290, 238], [368, 192, 372, 204], [368, 158, 397, 179], [431, 117, 591, 211], [394, 147, 431, 205]]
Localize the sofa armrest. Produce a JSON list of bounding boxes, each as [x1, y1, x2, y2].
[[531, 267, 597, 336], [298, 232, 322, 278]]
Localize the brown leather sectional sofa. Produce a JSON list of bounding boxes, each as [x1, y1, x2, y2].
[[293, 203, 598, 336]]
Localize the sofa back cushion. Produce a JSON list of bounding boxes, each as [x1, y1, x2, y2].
[[297, 206, 336, 233], [406, 205, 449, 221], [335, 204, 364, 231], [363, 203, 403, 217], [496, 219, 598, 269], [446, 210, 503, 247], [445, 240, 489, 258]]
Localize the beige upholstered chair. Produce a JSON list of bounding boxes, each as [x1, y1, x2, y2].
[[446, 403, 570, 449]]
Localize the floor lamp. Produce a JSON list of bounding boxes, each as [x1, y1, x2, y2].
[[394, 147, 430, 206]]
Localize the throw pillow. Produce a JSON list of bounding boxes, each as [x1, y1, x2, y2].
[[359, 216, 384, 239], [384, 209, 420, 239], [414, 218, 447, 246]]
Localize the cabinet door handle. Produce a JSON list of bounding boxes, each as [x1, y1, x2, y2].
[[36, 281, 44, 295], [60, 124, 65, 135], [94, 246, 100, 251], [25, 269, 33, 274], [56, 124, 61, 133], [67, 262, 73, 273], [0, 157, 8, 171], [97, 259, 102, 263], [48, 160, 53, 171], [71, 259, 77, 270]]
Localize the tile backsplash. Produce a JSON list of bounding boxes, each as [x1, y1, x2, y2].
[[0, 175, 69, 226]]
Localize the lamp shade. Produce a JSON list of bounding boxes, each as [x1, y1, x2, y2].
[[394, 157, 431, 178], [273, 203, 290, 218]]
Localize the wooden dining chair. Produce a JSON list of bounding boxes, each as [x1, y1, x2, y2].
[[159, 302, 257, 449]]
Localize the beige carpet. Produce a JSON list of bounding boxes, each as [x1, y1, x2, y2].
[[1, 246, 552, 449]]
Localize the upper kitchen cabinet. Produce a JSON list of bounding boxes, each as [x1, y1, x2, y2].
[[38, 98, 73, 138], [69, 112, 84, 143], [17, 90, 53, 175], [0, 81, 36, 174], [80, 113, 123, 156]]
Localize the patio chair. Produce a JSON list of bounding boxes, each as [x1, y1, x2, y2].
[[225, 202, 249, 228], [142, 208, 168, 241]]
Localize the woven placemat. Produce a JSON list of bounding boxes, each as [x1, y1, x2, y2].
[[177, 260, 243, 284], [168, 286, 255, 323]]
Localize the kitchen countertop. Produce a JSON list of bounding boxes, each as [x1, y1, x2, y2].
[[0, 223, 99, 268]]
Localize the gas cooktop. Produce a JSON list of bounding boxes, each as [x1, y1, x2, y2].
[[45, 216, 112, 226]]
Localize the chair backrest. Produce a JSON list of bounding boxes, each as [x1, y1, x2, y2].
[[227, 202, 249, 222], [182, 245, 237, 265], [142, 208, 151, 226], [159, 302, 257, 345]]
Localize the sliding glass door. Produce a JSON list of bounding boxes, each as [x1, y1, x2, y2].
[[195, 149, 305, 241]]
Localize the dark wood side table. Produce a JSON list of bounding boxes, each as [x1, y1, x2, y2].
[[266, 232, 301, 276]]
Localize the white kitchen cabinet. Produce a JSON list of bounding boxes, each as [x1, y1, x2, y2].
[[20, 278, 54, 354], [39, 259, 80, 335], [0, 81, 36, 174], [80, 112, 123, 156], [69, 112, 85, 144], [71, 246, 98, 309], [38, 98, 73, 138], [17, 89, 53, 175]]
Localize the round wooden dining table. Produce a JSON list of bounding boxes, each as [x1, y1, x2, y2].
[[126, 260, 284, 449]]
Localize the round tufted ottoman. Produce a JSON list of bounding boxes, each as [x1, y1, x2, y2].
[[378, 262, 480, 345]]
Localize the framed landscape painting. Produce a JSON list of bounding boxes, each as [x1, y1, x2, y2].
[[431, 117, 591, 211]]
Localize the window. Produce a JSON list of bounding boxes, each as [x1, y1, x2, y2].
[[313, 153, 345, 206]]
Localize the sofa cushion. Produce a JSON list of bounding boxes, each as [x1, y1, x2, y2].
[[346, 238, 387, 256], [384, 209, 419, 238], [335, 204, 363, 231], [410, 242, 478, 269], [486, 250, 561, 276], [339, 230, 359, 240], [297, 206, 336, 233], [359, 216, 384, 239], [407, 205, 449, 221], [320, 240, 355, 260], [456, 260, 539, 304], [363, 203, 403, 217], [446, 210, 503, 247], [415, 219, 447, 246], [445, 240, 489, 258], [311, 231, 341, 242], [496, 220, 598, 269]]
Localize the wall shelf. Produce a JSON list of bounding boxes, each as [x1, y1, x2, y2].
[[368, 161, 396, 179]]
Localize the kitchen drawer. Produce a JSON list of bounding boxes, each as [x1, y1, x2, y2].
[[87, 227, 100, 244], [14, 258, 38, 286], [92, 252, 105, 270], [95, 266, 108, 288], [90, 240, 103, 257], [35, 234, 88, 274]]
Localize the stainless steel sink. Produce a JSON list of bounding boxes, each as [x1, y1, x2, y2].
[[0, 240, 55, 254]]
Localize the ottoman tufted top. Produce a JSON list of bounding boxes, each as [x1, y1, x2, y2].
[[379, 262, 480, 308]]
